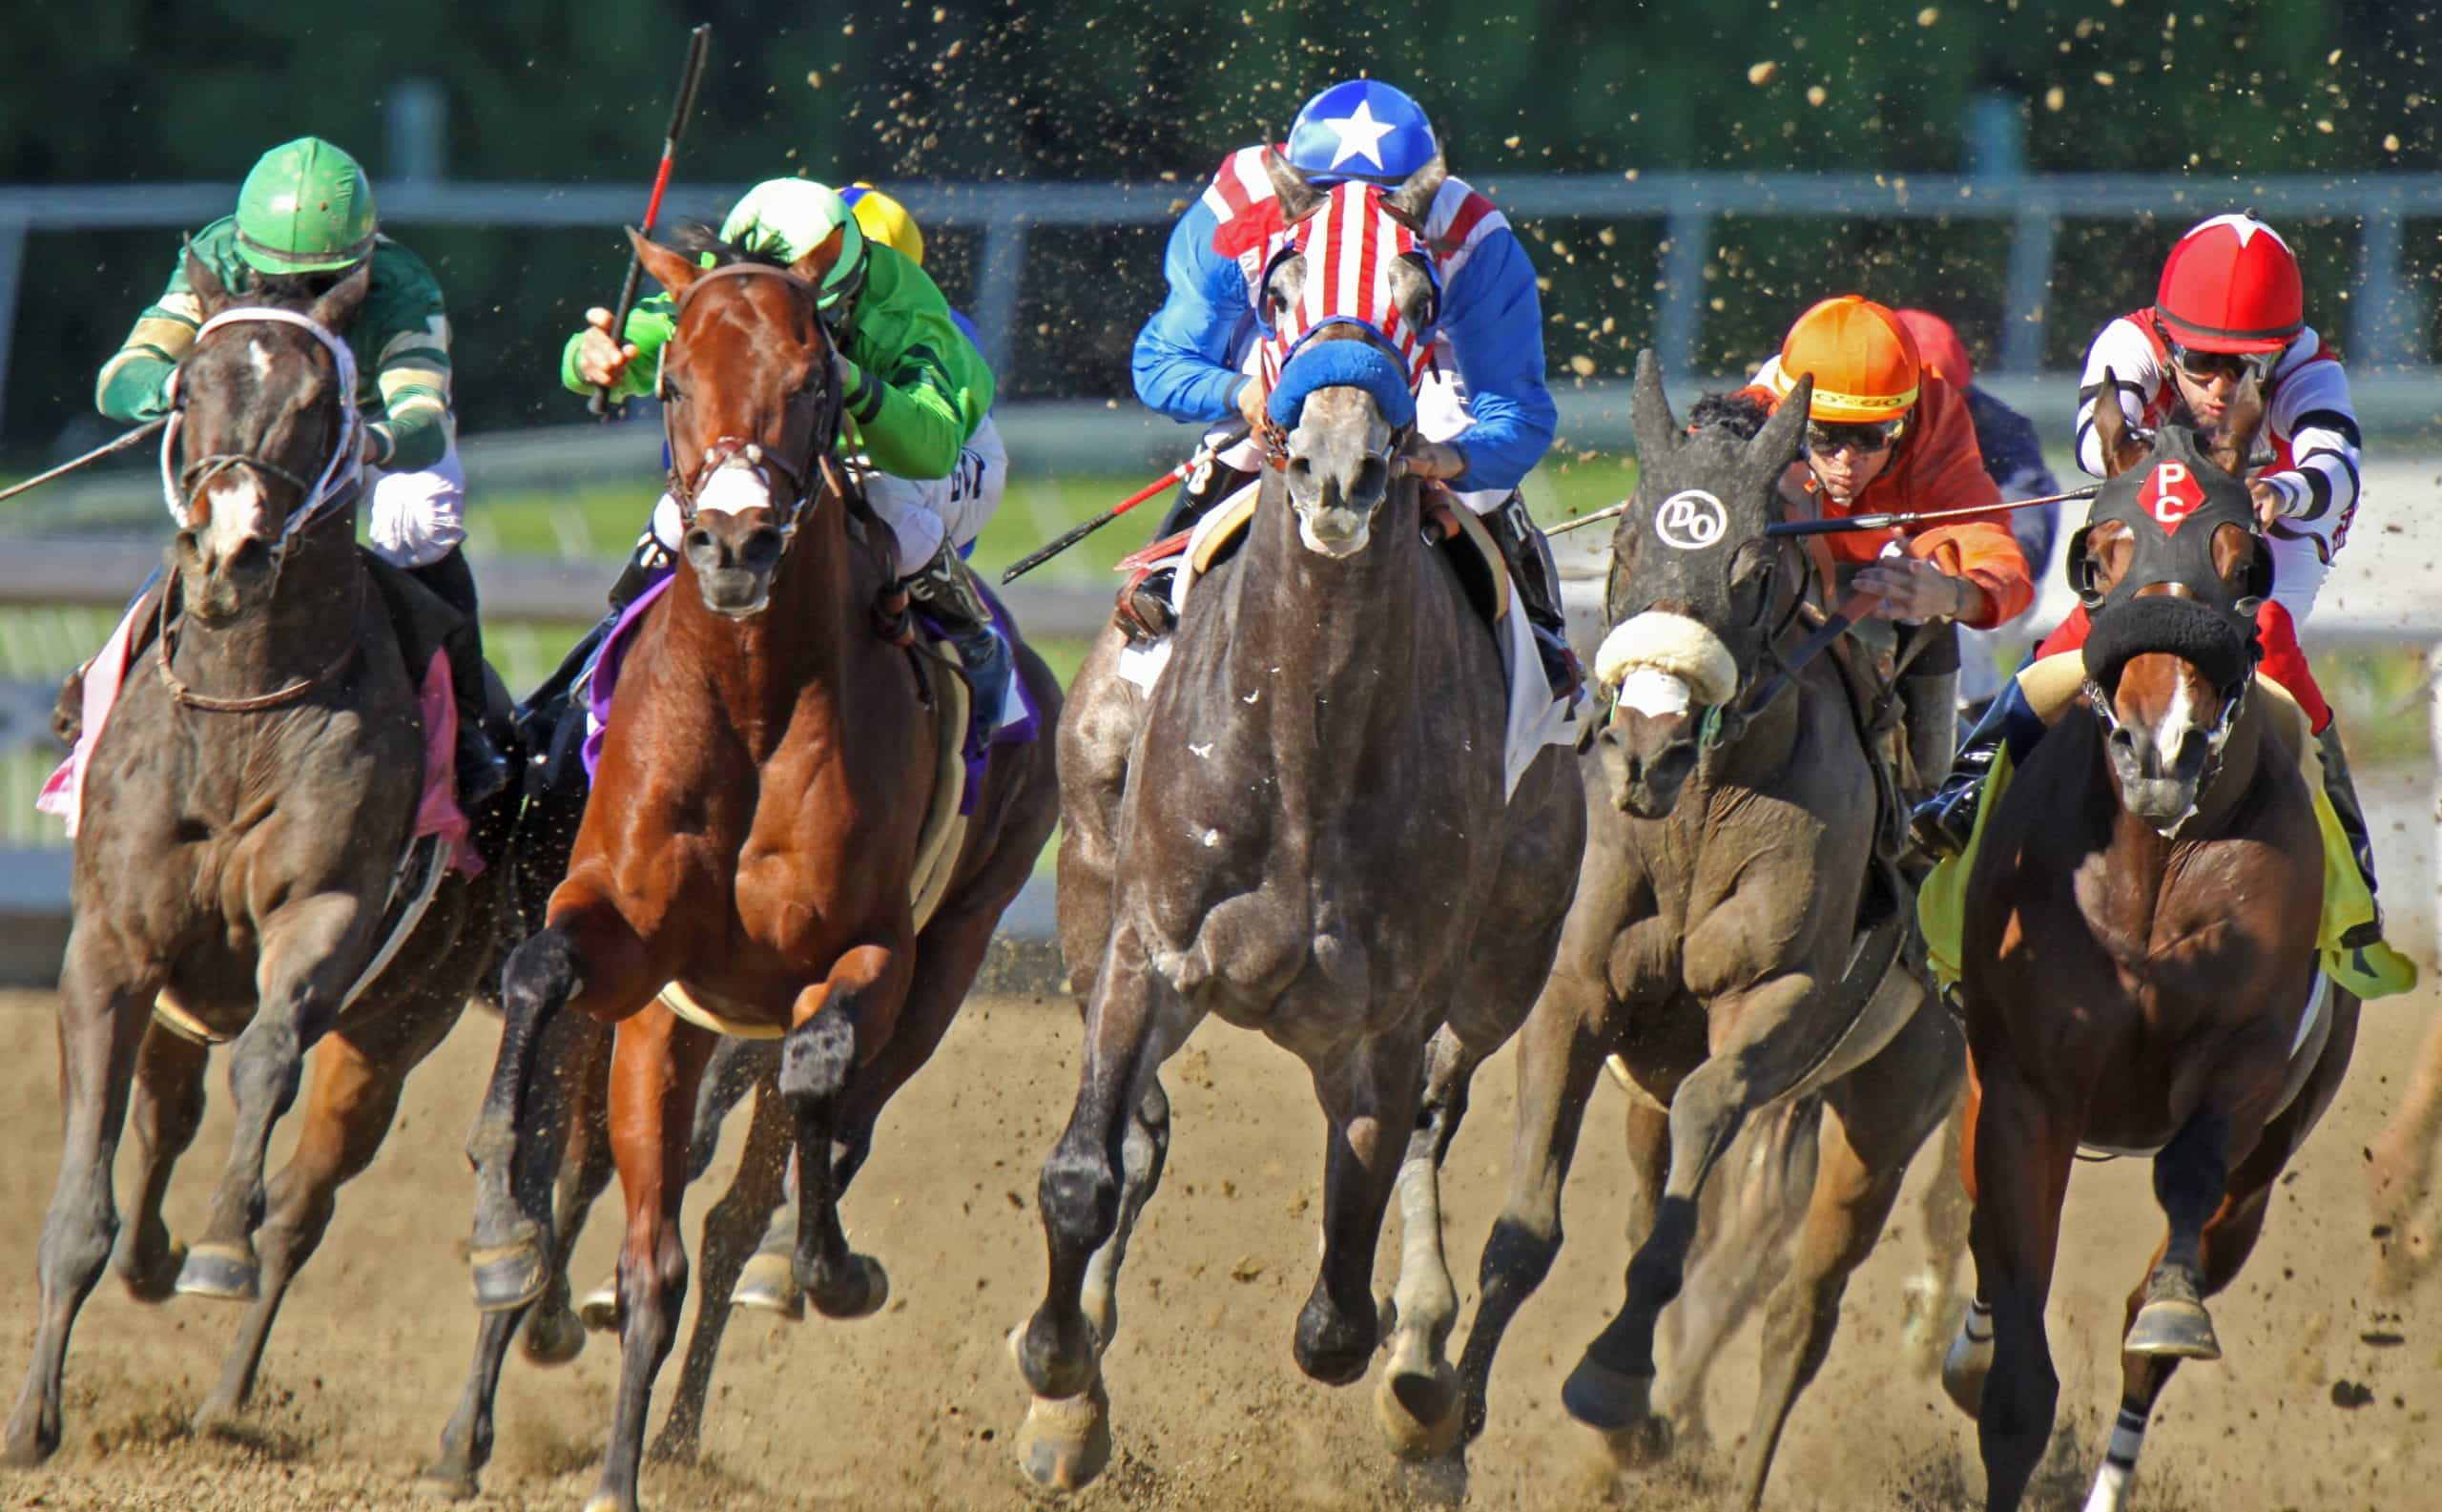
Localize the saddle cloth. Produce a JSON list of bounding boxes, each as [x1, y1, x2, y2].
[[36, 586, 480, 876], [1915, 652, 2413, 1004], [1112, 482, 1578, 800]]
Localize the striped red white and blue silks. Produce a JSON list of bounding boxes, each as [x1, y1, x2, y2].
[[1255, 182, 1437, 399]]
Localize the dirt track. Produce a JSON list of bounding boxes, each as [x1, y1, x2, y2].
[[0, 981, 2436, 1512]]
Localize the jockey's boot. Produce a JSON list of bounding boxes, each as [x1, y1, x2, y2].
[[408, 549, 512, 810], [1909, 674, 2045, 860], [1484, 494, 1584, 699], [904, 542, 1013, 722], [1119, 457, 1258, 643], [1899, 668, 1960, 802], [2315, 719, 2385, 950]]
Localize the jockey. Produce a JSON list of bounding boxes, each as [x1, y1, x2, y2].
[[564, 176, 1006, 701], [90, 135, 507, 805], [1125, 79, 1575, 694], [1914, 213, 2383, 944], [1713, 295, 2034, 798], [1892, 308, 2063, 712]]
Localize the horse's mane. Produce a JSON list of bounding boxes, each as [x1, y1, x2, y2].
[[1687, 390, 1771, 442], [664, 219, 793, 270], [233, 268, 347, 315]]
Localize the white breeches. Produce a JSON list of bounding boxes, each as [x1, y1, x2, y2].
[[365, 441, 467, 569], [648, 415, 1008, 579]]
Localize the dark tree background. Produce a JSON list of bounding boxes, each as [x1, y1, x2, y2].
[[5, 0, 2432, 453]]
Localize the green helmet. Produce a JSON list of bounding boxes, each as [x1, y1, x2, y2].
[[234, 137, 377, 276], [719, 178, 868, 314]]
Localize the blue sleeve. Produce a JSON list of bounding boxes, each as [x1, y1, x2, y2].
[[1129, 202, 1255, 425], [1437, 230, 1557, 493]]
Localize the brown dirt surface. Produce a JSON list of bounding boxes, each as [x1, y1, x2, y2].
[[0, 983, 2436, 1511]]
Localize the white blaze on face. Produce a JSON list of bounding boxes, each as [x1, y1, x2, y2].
[[2151, 673, 2197, 771], [693, 465, 772, 517], [198, 471, 270, 560], [1613, 667, 1692, 718], [248, 336, 275, 389]]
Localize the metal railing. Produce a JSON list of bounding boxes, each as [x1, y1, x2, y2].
[[5, 168, 2440, 435]]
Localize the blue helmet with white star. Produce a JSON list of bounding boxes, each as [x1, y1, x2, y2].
[[1285, 80, 1438, 187]]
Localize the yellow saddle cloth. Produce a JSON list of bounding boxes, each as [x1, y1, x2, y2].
[[1917, 655, 2416, 1002]]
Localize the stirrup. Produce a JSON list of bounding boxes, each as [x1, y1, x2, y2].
[[1909, 773, 1984, 861]]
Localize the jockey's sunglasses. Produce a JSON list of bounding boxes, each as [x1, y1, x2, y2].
[[1804, 418, 1905, 456], [2166, 342, 2275, 385]]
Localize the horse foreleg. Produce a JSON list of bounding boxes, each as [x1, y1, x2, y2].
[[1908, 1083, 1974, 1375], [422, 999, 613, 1502], [1964, 1060, 2080, 1512], [179, 892, 371, 1304], [650, 1074, 790, 1466], [1455, 969, 1612, 1447], [468, 899, 657, 1314], [1731, 1000, 1957, 1512], [1563, 969, 1822, 1447], [586, 1011, 714, 1512], [1299, 1029, 1425, 1388], [1016, 931, 1199, 1494], [196, 1000, 456, 1435], [112, 1025, 209, 1301], [775, 942, 910, 1322], [1376, 1025, 1481, 1461], [2, 939, 154, 1466]]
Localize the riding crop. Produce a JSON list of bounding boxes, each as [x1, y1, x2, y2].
[[1000, 422, 1251, 584], [590, 22, 714, 419], [0, 417, 169, 506], [1549, 483, 2099, 541]]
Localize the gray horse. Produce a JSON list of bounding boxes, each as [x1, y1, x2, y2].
[[1454, 355, 1960, 1509], [1013, 158, 1586, 1492], [3, 256, 501, 1464]]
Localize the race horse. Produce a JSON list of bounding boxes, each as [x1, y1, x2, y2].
[[1936, 388, 2358, 1512], [1012, 155, 1585, 1492], [456, 227, 1059, 1512], [1454, 354, 1960, 1508], [4, 256, 505, 1463]]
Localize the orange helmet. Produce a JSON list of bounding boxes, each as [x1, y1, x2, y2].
[[1773, 295, 1921, 423]]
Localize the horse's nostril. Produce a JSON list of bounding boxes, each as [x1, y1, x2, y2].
[[684, 528, 715, 557], [740, 529, 783, 570], [1354, 457, 1387, 502]]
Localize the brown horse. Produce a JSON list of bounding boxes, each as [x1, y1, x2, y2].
[[457, 230, 1059, 1512], [1452, 355, 1959, 1509], [1938, 392, 2356, 1512], [1015, 161, 1586, 1493], [4, 258, 504, 1463]]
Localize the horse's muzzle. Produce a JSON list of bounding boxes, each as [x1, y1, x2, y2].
[[1599, 708, 1701, 819], [683, 518, 786, 617], [173, 528, 273, 622], [2106, 719, 2210, 830]]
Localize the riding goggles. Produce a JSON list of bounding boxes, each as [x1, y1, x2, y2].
[[2166, 341, 2276, 385], [1804, 417, 1905, 456]]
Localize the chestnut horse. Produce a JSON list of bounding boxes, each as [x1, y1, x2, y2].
[[1939, 393, 2356, 1512], [5, 259, 504, 1463], [458, 229, 1059, 1512]]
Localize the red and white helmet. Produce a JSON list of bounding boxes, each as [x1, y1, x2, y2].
[[2153, 213, 2303, 354]]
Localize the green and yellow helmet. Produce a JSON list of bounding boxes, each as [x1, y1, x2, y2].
[[840, 182, 923, 268], [234, 136, 378, 276], [719, 178, 868, 313]]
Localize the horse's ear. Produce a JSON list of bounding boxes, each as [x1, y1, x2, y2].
[[183, 241, 234, 320], [308, 256, 373, 332], [786, 225, 847, 286], [1629, 348, 1681, 461], [2091, 367, 2147, 478], [1750, 373, 1811, 467], [2208, 367, 2268, 476], [1261, 147, 1323, 224], [1386, 154, 1447, 224], [628, 227, 704, 297]]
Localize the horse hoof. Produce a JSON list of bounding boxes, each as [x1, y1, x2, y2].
[[808, 1253, 889, 1320], [1376, 1362, 1463, 1460], [2126, 1272, 2221, 1360], [411, 1463, 481, 1502], [575, 1274, 623, 1334], [174, 1242, 260, 1303], [731, 1252, 806, 1320], [467, 1236, 548, 1315], [192, 1397, 243, 1440], [1016, 1382, 1112, 1495], [1560, 1355, 1656, 1435], [117, 1240, 189, 1304], [522, 1299, 589, 1367], [0, 1419, 57, 1469]]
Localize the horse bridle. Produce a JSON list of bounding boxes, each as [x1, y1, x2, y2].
[[157, 305, 367, 587], [658, 261, 849, 549]]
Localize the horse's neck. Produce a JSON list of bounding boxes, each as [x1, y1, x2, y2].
[[171, 519, 364, 693], [668, 508, 883, 755]]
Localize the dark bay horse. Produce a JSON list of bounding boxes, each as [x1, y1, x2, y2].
[[1454, 355, 1960, 1509], [4, 257, 503, 1463], [457, 229, 1059, 1512], [1016, 159, 1586, 1493], [1940, 396, 2355, 1512]]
